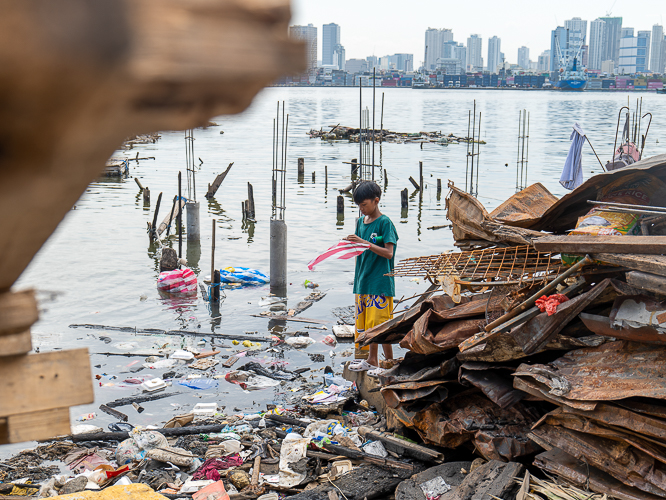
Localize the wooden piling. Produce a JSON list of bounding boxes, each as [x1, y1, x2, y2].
[[419, 162, 423, 202], [437, 178, 442, 194], [384, 169, 388, 189], [149, 192, 162, 240], [401, 188, 408, 208], [312, 172, 315, 183], [337, 195, 344, 215], [247, 183, 255, 219], [134, 177, 144, 191], [212, 269, 221, 303], [241, 201, 246, 220], [298, 158, 304, 176], [409, 176, 421, 191], [351, 158, 358, 179], [143, 187, 150, 205], [177, 172, 182, 258], [325, 165, 328, 188], [211, 218, 215, 298]]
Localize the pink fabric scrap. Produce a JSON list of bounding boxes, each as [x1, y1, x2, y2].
[[535, 294, 569, 316], [191, 455, 244, 481], [308, 240, 370, 270]]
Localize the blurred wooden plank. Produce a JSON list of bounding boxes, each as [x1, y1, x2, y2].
[[0, 349, 93, 417], [593, 253, 666, 277], [0, 290, 38, 334], [626, 271, 666, 295], [1, 407, 70, 444], [0, 329, 32, 356]]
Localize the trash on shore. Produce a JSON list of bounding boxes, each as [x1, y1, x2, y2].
[[308, 126, 486, 145]]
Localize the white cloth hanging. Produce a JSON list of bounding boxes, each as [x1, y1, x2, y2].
[[560, 122, 586, 191]]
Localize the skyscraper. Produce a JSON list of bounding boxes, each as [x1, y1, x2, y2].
[[467, 34, 483, 71], [517, 46, 530, 69], [487, 36, 501, 73], [333, 44, 346, 71], [599, 17, 623, 63], [424, 28, 454, 70], [289, 24, 318, 80], [537, 50, 551, 71], [565, 18, 587, 45], [550, 26, 568, 76], [589, 18, 606, 70], [455, 44, 467, 74], [650, 25, 664, 72], [322, 23, 341, 66], [619, 28, 636, 74], [637, 30, 651, 73]]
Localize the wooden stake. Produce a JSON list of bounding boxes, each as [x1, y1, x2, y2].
[[143, 186, 150, 205], [419, 161, 423, 201], [401, 188, 408, 208], [325, 165, 328, 188], [134, 177, 144, 190], [437, 178, 442, 194], [337, 195, 344, 215], [297, 157, 304, 176], [247, 183, 255, 219], [312, 171, 315, 183], [211, 218, 215, 302], [351, 158, 358, 179]]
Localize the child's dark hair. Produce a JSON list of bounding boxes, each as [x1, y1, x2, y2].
[[353, 181, 382, 204]]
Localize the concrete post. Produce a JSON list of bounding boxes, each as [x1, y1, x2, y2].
[[270, 219, 287, 296], [186, 201, 200, 240]]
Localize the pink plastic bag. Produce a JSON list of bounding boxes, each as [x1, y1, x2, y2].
[[157, 268, 197, 293]]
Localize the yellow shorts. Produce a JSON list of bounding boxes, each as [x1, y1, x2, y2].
[[355, 294, 393, 359]]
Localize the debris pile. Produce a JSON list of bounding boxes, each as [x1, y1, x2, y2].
[[308, 126, 485, 145], [356, 154, 666, 499]]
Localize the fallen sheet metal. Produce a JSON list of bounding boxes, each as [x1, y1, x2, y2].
[[446, 184, 547, 245], [458, 362, 524, 409], [410, 392, 540, 462], [399, 312, 485, 355], [514, 340, 666, 402], [510, 278, 613, 354], [530, 424, 666, 496], [489, 183, 559, 228], [534, 448, 664, 500], [381, 379, 451, 411], [379, 351, 460, 386], [581, 312, 666, 344]]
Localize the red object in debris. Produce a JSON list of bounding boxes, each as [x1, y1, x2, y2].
[[535, 294, 569, 315]]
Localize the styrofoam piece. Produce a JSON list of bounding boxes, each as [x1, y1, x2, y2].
[[141, 378, 167, 392], [193, 402, 218, 417], [332, 325, 355, 338], [171, 349, 195, 360]]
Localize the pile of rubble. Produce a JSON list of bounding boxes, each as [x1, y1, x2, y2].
[[355, 152, 666, 499], [307, 126, 484, 145]]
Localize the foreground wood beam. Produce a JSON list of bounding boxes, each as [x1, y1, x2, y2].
[[534, 235, 666, 255]]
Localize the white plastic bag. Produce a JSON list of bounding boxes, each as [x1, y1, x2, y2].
[[278, 435, 309, 487]]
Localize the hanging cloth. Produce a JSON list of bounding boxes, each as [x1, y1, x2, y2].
[[308, 240, 370, 271], [560, 122, 586, 191]]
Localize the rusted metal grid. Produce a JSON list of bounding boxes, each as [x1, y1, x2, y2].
[[391, 245, 563, 286]]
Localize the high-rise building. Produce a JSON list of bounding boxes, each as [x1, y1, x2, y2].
[[346, 59, 368, 74], [537, 50, 551, 71], [551, 26, 568, 76], [454, 44, 467, 74], [322, 23, 341, 66], [599, 17, 623, 63], [650, 25, 664, 72], [366, 56, 378, 70], [467, 34, 483, 71], [487, 36, 501, 73], [565, 17, 587, 67], [601, 59, 615, 74], [289, 24, 318, 80], [517, 46, 530, 69], [424, 28, 454, 70], [637, 30, 651, 73], [619, 28, 637, 74], [333, 44, 346, 71], [589, 18, 606, 70]]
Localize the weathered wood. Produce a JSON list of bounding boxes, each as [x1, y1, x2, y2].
[[246, 182, 255, 219], [1, 407, 70, 444], [149, 192, 162, 240], [0, 349, 93, 417], [535, 235, 666, 255], [401, 188, 408, 209], [593, 253, 666, 277], [105, 391, 180, 408], [325, 165, 328, 188], [451, 460, 524, 500], [0, 290, 38, 334], [134, 177, 144, 190], [0, 329, 32, 356], [357, 426, 444, 463], [323, 443, 417, 472], [409, 176, 421, 191], [99, 404, 128, 422], [157, 197, 186, 236], [205, 162, 233, 199], [297, 157, 304, 175], [626, 271, 666, 295], [70, 424, 228, 442], [265, 414, 310, 428], [223, 355, 239, 368], [351, 158, 358, 179], [143, 186, 150, 204], [437, 178, 442, 193], [337, 195, 344, 215]]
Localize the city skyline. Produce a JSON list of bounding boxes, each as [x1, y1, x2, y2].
[[291, 0, 665, 66]]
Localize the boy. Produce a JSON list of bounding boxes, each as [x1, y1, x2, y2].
[[346, 180, 398, 377]]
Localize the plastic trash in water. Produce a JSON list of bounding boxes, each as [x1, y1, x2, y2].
[[76, 412, 96, 421], [362, 440, 388, 458], [324, 373, 352, 388], [171, 350, 195, 360], [178, 379, 218, 390], [141, 378, 167, 392], [278, 434, 309, 487], [224, 371, 280, 390], [219, 267, 269, 286], [303, 280, 319, 289], [285, 337, 315, 348]]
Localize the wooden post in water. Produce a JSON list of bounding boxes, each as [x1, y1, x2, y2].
[[135, 178, 144, 190], [241, 201, 246, 220], [211, 219, 215, 287], [325, 165, 328, 188], [247, 183, 255, 219], [337, 195, 344, 215], [384, 169, 388, 190], [149, 192, 162, 240], [312, 172, 315, 183], [401, 188, 408, 208], [143, 187, 150, 205], [437, 179, 442, 194], [212, 270, 221, 303], [177, 172, 182, 258], [351, 158, 358, 180], [297, 158, 304, 176]]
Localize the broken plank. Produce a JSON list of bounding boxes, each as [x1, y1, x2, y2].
[[357, 426, 444, 463], [535, 235, 666, 255], [69, 424, 228, 442], [157, 197, 187, 235], [99, 404, 128, 422], [0, 349, 93, 417], [323, 443, 417, 472], [205, 162, 233, 199], [593, 253, 666, 277], [626, 271, 666, 296], [408, 176, 421, 191], [222, 356, 240, 368]]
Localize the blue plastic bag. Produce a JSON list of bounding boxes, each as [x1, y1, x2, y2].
[[178, 379, 218, 390], [219, 267, 269, 285]]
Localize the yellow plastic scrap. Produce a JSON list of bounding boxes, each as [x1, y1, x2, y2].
[[10, 484, 39, 496], [50, 483, 169, 499]]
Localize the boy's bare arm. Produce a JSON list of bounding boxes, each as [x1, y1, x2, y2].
[[345, 235, 394, 259]]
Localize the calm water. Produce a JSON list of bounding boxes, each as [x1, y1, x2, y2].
[[8, 88, 666, 455]]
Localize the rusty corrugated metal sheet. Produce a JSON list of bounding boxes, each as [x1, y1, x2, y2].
[[514, 340, 666, 402], [381, 379, 450, 410], [489, 183, 558, 228], [379, 351, 459, 386], [399, 312, 485, 355], [458, 362, 524, 409]]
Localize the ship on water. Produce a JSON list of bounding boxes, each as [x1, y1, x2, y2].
[[554, 33, 588, 91]]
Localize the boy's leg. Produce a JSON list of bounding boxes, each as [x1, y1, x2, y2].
[[367, 344, 379, 367], [364, 295, 394, 366], [354, 294, 369, 360]]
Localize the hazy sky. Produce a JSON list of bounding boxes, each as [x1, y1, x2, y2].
[[291, 0, 665, 65]]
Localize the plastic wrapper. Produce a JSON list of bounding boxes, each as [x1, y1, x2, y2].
[[157, 268, 197, 293]]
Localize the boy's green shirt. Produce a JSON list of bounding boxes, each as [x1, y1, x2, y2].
[[353, 214, 398, 297]]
